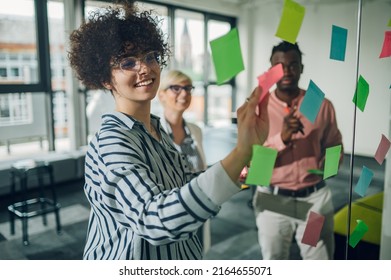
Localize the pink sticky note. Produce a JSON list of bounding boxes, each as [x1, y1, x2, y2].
[[257, 63, 284, 103], [301, 211, 325, 247], [379, 31, 391, 58], [374, 134, 391, 164]]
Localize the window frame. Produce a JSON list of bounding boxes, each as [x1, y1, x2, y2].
[[0, 0, 52, 94]]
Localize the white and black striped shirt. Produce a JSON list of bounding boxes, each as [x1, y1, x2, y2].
[[83, 112, 240, 259]]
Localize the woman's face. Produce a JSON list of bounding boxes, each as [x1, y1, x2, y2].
[[161, 80, 193, 113], [108, 51, 161, 104]]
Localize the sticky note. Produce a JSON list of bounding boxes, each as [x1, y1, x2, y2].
[[301, 211, 325, 247], [330, 25, 348, 61], [388, 18, 391, 27], [354, 166, 374, 197], [299, 80, 325, 123], [379, 31, 391, 58], [257, 63, 284, 103], [349, 220, 368, 248], [210, 28, 245, 85], [245, 145, 278, 186], [374, 134, 391, 165], [323, 145, 342, 179], [275, 0, 306, 44], [307, 169, 324, 175], [352, 75, 369, 112]]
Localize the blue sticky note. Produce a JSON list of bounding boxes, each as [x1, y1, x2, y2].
[[299, 80, 325, 123], [354, 166, 374, 197], [330, 25, 348, 61]]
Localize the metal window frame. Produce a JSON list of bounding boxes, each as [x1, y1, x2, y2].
[[0, 0, 52, 94]]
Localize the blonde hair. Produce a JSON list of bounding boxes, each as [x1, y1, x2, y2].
[[159, 70, 193, 91]]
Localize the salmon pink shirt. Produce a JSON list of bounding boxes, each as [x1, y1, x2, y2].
[[263, 89, 343, 191]]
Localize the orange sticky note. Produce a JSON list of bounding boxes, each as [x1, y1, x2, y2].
[[301, 211, 325, 247]]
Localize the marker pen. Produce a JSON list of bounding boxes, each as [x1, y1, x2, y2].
[[285, 105, 305, 135]]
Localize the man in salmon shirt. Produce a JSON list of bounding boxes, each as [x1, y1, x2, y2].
[[252, 41, 343, 260]]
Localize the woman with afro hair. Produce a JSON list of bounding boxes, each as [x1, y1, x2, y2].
[[68, 0, 269, 260]]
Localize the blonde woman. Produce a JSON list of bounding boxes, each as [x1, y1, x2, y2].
[[158, 70, 210, 253]]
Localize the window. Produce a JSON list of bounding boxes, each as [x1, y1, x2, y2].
[[0, 93, 32, 125], [0, 68, 6, 77], [0, 0, 40, 85]]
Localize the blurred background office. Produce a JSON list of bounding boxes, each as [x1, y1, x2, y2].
[[0, 0, 390, 259]]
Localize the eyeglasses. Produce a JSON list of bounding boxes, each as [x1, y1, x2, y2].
[[167, 85, 195, 94], [116, 51, 160, 72]]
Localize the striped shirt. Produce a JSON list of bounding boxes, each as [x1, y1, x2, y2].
[[83, 112, 240, 259]]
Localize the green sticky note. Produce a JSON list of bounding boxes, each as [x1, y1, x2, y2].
[[275, 0, 306, 44], [209, 28, 245, 85], [246, 145, 278, 186], [388, 18, 391, 27], [352, 75, 369, 112], [349, 220, 369, 248], [307, 169, 324, 175], [323, 145, 342, 179]]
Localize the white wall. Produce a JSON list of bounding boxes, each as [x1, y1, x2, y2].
[[237, 0, 391, 157]]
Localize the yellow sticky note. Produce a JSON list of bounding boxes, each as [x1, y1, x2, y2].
[[275, 0, 306, 44]]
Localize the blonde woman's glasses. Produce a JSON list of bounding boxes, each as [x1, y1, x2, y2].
[[167, 85, 194, 94]]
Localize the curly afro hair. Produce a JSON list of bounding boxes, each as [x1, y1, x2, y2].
[[68, 0, 170, 90]]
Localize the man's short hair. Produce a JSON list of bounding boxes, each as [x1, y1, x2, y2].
[[270, 41, 303, 62]]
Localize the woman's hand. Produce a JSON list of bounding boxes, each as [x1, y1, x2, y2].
[[220, 87, 269, 184], [235, 87, 269, 164]]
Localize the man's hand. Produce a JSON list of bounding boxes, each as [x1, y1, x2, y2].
[[281, 106, 304, 144]]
